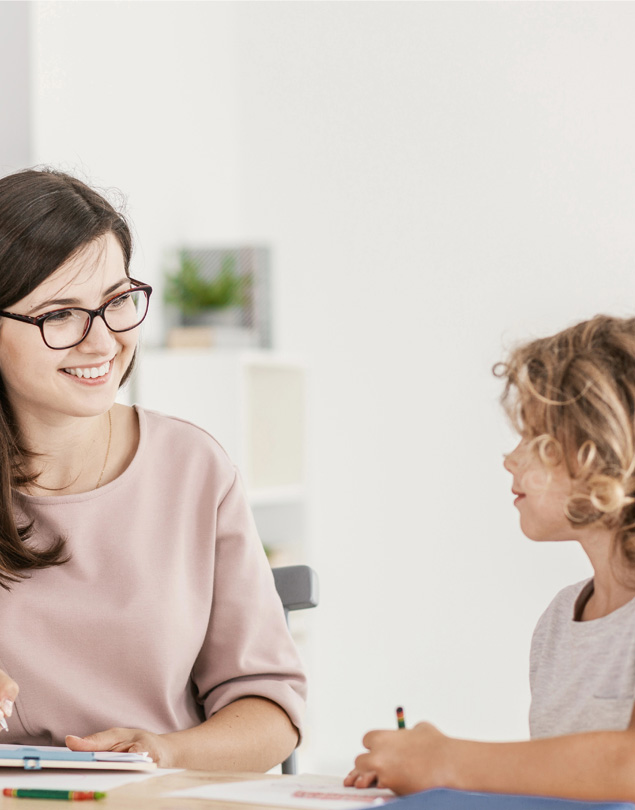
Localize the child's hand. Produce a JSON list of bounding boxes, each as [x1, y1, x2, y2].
[[344, 722, 454, 795]]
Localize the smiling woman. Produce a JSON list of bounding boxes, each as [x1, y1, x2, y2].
[[0, 168, 306, 772]]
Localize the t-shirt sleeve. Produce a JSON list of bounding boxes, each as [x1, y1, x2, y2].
[[529, 609, 548, 694], [190, 468, 307, 737]]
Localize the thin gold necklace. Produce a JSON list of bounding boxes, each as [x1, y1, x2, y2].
[[95, 410, 112, 489]]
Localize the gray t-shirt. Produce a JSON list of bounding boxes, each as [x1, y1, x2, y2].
[[529, 578, 635, 738]]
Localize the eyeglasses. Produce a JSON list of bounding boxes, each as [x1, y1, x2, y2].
[[0, 279, 153, 350]]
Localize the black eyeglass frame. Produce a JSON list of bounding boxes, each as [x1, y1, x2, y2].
[[0, 278, 153, 350]]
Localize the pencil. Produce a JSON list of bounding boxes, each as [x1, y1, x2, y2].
[[396, 706, 406, 729], [3, 789, 106, 801]]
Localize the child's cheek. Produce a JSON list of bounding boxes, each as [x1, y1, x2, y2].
[[521, 467, 551, 495]]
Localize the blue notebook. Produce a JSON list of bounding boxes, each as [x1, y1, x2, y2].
[[383, 790, 633, 810]]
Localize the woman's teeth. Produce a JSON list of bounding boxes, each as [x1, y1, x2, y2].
[[64, 361, 111, 379]]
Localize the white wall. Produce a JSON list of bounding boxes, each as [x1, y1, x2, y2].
[[0, 2, 32, 172], [234, 1, 635, 772], [31, 0, 243, 347], [29, 0, 635, 775]]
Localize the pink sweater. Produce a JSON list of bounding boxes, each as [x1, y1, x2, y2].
[[1, 407, 306, 746]]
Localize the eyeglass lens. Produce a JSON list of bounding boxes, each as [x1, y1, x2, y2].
[[43, 289, 149, 349]]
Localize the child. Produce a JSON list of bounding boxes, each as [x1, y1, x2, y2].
[[345, 315, 635, 800]]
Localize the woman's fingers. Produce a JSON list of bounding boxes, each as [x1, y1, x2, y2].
[[0, 671, 19, 702], [67, 729, 170, 767], [65, 729, 131, 752], [0, 671, 19, 731]]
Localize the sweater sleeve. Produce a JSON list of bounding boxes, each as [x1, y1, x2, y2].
[[190, 469, 307, 737]]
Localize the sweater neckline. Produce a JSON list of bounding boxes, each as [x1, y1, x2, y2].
[[13, 405, 146, 505]]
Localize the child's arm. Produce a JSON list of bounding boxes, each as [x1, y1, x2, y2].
[[344, 721, 635, 800]]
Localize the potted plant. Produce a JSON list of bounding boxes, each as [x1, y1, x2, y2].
[[164, 251, 248, 326]]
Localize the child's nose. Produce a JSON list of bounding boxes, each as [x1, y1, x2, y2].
[[503, 442, 523, 472]]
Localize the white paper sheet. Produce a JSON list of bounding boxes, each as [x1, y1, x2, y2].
[[166, 774, 396, 810], [0, 767, 179, 792]]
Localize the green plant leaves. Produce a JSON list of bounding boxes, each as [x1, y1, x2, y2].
[[164, 252, 249, 315]]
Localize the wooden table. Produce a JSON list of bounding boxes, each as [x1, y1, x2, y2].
[[1, 771, 319, 810]]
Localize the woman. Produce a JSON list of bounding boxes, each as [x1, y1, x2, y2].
[[0, 168, 306, 771]]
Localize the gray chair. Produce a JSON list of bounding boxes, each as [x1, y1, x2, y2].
[[272, 564, 319, 775]]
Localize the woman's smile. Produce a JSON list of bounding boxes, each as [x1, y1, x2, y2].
[[60, 357, 115, 385], [60, 357, 114, 384]]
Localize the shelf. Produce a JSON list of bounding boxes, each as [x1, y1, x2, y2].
[[133, 347, 307, 502], [248, 485, 306, 507]]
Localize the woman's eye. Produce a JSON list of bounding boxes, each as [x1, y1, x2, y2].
[[108, 293, 131, 309], [45, 310, 74, 324]]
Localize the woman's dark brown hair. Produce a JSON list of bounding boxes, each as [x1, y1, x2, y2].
[[0, 168, 134, 588]]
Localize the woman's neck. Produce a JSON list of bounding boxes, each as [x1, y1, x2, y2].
[[18, 409, 112, 496]]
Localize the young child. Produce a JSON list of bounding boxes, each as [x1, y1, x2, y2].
[[345, 315, 635, 800]]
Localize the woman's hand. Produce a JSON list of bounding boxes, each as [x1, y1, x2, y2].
[[344, 722, 455, 795], [65, 728, 176, 768], [0, 670, 19, 730]]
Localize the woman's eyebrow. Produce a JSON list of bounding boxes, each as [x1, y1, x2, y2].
[[27, 278, 130, 314]]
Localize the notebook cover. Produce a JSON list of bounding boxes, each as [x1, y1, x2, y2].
[[384, 789, 633, 810], [0, 745, 156, 772]]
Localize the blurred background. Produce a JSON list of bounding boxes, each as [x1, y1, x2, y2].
[[3, 0, 635, 775]]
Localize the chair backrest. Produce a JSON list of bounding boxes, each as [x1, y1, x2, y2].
[[272, 564, 319, 775]]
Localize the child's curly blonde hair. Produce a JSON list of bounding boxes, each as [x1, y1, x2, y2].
[[496, 315, 635, 565]]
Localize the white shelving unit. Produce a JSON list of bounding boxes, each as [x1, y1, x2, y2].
[[132, 348, 308, 565]]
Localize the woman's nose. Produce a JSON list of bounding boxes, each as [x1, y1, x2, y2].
[[77, 314, 116, 354]]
